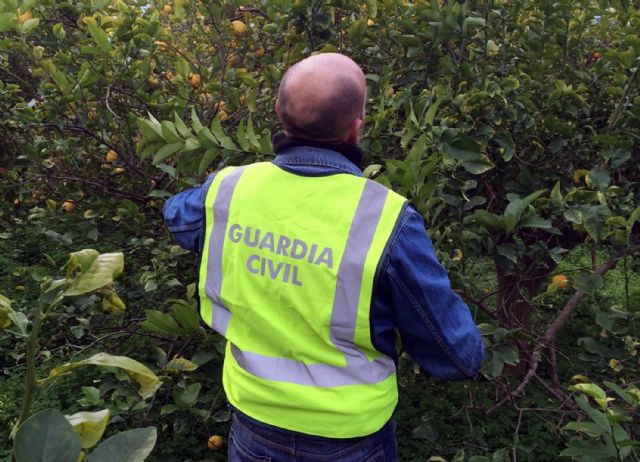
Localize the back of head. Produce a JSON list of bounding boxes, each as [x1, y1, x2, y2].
[[277, 53, 366, 144]]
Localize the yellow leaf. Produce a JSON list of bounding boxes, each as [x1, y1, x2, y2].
[[165, 357, 198, 372], [102, 290, 126, 315], [66, 409, 110, 449], [50, 353, 160, 399]]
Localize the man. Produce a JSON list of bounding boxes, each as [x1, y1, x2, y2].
[[163, 53, 483, 461]]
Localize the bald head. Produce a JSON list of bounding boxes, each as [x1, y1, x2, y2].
[[277, 53, 366, 144]]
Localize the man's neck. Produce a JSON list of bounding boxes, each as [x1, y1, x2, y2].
[[271, 132, 364, 169]]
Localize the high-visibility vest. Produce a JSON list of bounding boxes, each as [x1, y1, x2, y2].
[[198, 162, 407, 438]]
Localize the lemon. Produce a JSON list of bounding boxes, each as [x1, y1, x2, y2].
[[189, 73, 201, 89], [62, 201, 76, 213], [207, 435, 224, 450], [551, 274, 569, 289], [105, 150, 118, 162], [231, 20, 246, 37]]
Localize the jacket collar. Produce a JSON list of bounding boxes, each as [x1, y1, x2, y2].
[[271, 132, 363, 177]]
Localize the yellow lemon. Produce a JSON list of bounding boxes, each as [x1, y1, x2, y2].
[[62, 201, 76, 213], [198, 92, 215, 106], [189, 73, 201, 89], [19, 10, 33, 24], [207, 435, 224, 451], [231, 20, 246, 37], [551, 274, 569, 289], [105, 150, 118, 162]]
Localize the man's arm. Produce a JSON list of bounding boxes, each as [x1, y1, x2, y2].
[[380, 206, 484, 380], [162, 175, 215, 253]]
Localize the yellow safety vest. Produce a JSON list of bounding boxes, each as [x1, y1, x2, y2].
[[198, 162, 406, 438]]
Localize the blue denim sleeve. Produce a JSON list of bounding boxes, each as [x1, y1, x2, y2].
[[162, 175, 215, 253], [376, 206, 484, 380]]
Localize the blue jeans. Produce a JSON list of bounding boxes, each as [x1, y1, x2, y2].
[[228, 410, 398, 461]]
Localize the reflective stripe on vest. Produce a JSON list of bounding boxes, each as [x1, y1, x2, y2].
[[203, 165, 395, 387]]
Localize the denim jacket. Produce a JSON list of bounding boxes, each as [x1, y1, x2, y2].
[[163, 146, 484, 380]]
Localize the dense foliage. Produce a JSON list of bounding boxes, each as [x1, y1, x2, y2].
[[1, 0, 639, 460]]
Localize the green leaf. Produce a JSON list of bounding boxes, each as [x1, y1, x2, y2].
[[137, 118, 162, 142], [165, 357, 198, 372], [64, 251, 124, 296], [444, 136, 481, 162], [461, 158, 494, 175], [160, 121, 181, 143], [49, 353, 160, 399], [142, 309, 187, 336], [184, 137, 201, 152], [365, 0, 377, 18], [572, 272, 603, 295], [586, 166, 610, 192], [52, 22, 66, 41], [561, 437, 617, 460], [81, 387, 101, 405], [518, 216, 552, 229], [210, 117, 238, 150], [578, 337, 611, 356], [245, 116, 261, 150], [196, 127, 218, 149], [152, 143, 183, 165], [564, 421, 607, 437], [464, 16, 486, 32], [573, 395, 611, 433], [198, 148, 218, 175], [582, 205, 611, 243], [172, 301, 201, 333], [550, 181, 563, 206], [66, 410, 110, 449], [84, 17, 111, 53], [603, 381, 638, 406], [173, 112, 192, 138], [496, 243, 518, 263], [20, 17, 39, 34], [0, 13, 18, 32], [174, 383, 201, 408], [494, 345, 519, 365], [191, 107, 203, 132], [87, 427, 156, 462], [503, 201, 523, 232], [235, 120, 250, 151], [627, 206, 640, 229], [494, 135, 515, 161], [474, 209, 504, 231], [605, 216, 627, 228], [15, 409, 81, 462], [424, 97, 444, 126]]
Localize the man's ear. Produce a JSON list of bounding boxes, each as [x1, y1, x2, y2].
[[275, 99, 281, 117], [347, 117, 364, 145]]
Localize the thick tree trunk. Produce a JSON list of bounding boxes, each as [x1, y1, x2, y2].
[[495, 256, 555, 377]]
